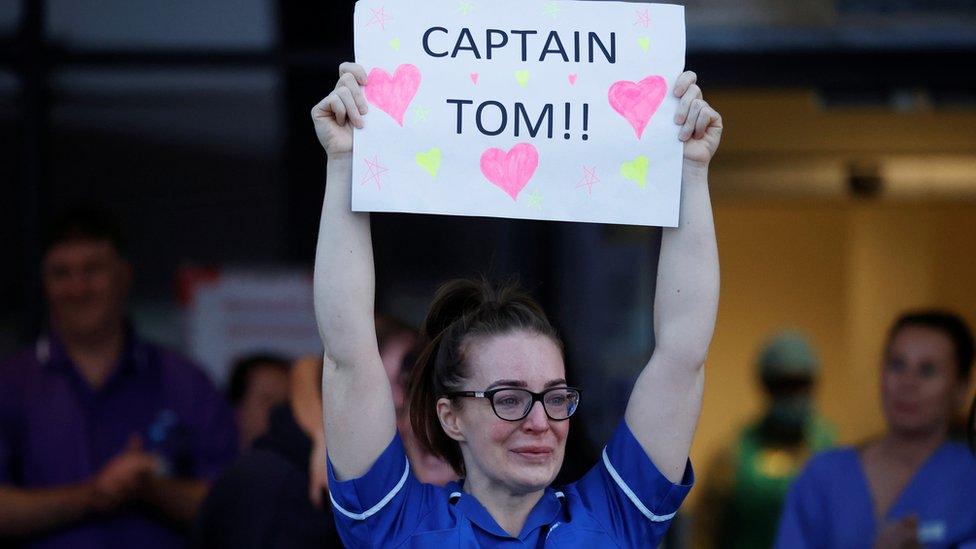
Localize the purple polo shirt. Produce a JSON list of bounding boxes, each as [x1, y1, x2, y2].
[[0, 330, 238, 549]]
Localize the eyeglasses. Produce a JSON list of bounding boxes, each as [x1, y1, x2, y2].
[[443, 387, 582, 422]]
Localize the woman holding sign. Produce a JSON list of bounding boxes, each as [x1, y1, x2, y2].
[[311, 61, 721, 547]]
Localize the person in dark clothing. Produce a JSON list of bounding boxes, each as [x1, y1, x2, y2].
[[226, 353, 292, 451], [190, 404, 343, 549]]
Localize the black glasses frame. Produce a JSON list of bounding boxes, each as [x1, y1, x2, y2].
[[443, 386, 582, 422]]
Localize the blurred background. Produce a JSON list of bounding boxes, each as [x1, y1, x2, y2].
[[2, 0, 975, 547]]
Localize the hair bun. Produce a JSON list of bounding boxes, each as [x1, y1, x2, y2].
[[419, 279, 493, 342]]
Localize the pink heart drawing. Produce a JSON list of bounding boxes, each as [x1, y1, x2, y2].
[[607, 75, 668, 139], [365, 64, 422, 126], [470, 72, 479, 84], [480, 143, 539, 201], [568, 74, 578, 85]]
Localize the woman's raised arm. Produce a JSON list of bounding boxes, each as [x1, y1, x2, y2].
[[624, 71, 722, 483], [312, 62, 397, 480]]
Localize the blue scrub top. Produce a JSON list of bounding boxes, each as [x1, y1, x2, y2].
[[327, 420, 693, 547], [775, 443, 976, 549]]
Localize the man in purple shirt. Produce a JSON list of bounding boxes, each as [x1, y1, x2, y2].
[[0, 208, 238, 548]]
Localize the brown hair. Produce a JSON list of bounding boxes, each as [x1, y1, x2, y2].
[[407, 279, 561, 475]]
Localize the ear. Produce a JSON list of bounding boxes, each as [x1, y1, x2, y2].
[[436, 397, 466, 443]]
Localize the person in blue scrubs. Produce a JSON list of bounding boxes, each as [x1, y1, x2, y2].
[[309, 62, 722, 547], [776, 312, 976, 549]]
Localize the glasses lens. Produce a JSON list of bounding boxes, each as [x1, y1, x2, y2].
[[492, 389, 532, 420], [544, 388, 579, 419]]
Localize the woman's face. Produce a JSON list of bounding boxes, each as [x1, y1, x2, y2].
[[440, 330, 569, 495], [881, 325, 965, 438]]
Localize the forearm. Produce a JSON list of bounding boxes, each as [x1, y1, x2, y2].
[[291, 355, 326, 443], [0, 484, 95, 537], [314, 154, 378, 366], [653, 160, 720, 368], [314, 152, 396, 479], [139, 477, 208, 527]]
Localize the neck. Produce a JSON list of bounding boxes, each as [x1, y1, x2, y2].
[[56, 320, 126, 390], [463, 471, 545, 537], [878, 424, 947, 466]]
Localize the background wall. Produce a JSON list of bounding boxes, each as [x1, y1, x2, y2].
[[687, 86, 976, 511]]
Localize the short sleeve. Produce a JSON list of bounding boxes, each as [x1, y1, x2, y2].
[[574, 420, 694, 547], [773, 461, 824, 549], [327, 434, 432, 548]]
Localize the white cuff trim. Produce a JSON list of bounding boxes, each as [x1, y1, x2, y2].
[[602, 447, 676, 523], [329, 457, 410, 521]]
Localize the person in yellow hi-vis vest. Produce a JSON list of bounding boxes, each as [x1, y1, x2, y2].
[[699, 331, 836, 549]]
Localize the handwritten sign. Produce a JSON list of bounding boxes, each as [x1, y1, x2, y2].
[[352, 0, 685, 227]]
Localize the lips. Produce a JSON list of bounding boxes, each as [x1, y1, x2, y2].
[[510, 446, 554, 463], [892, 401, 919, 415]]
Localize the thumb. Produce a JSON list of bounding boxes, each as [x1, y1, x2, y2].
[[901, 515, 918, 529]]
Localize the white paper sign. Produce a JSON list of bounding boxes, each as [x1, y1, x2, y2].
[[352, 0, 685, 227]]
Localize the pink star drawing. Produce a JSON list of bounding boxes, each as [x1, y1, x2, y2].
[[576, 166, 599, 195], [366, 7, 392, 30], [634, 9, 651, 28], [361, 155, 389, 189]]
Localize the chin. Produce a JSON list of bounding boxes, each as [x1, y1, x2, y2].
[[503, 456, 562, 492], [56, 308, 108, 334], [889, 418, 943, 437]]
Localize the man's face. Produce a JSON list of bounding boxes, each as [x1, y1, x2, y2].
[[42, 239, 131, 339]]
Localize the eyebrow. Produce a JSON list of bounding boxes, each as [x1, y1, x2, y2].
[[486, 378, 567, 390]]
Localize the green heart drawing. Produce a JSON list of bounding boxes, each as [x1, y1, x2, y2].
[[620, 155, 649, 188], [515, 69, 531, 87], [415, 147, 442, 179], [389, 37, 401, 51], [638, 37, 651, 52]]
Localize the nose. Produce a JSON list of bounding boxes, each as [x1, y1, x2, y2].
[[521, 400, 550, 432], [894, 368, 921, 388]]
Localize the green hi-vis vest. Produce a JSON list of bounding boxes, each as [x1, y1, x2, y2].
[[715, 417, 836, 549]]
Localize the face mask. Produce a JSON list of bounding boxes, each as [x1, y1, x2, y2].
[[766, 395, 813, 432]]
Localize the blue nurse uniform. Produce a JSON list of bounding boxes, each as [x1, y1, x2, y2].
[[327, 420, 693, 547], [775, 443, 976, 548]]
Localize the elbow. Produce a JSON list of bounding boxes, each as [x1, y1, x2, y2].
[[653, 338, 710, 374], [314, 311, 360, 368], [319, 341, 353, 375]]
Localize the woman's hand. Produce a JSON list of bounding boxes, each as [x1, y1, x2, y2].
[[311, 62, 370, 158], [673, 71, 723, 168], [874, 516, 921, 549]]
